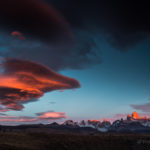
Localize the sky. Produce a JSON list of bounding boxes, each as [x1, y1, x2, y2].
[[0, 0, 150, 124]]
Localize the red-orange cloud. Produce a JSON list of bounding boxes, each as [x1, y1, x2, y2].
[[11, 31, 25, 40], [0, 58, 80, 111], [36, 112, 66, 120]]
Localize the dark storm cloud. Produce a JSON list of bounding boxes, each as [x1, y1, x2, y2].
[[0, 58, 80, 111], [48, 0, 150, 50], [0, 30, 101, 71], [0, 0, 101, 71], [0, 0, 72, 44]]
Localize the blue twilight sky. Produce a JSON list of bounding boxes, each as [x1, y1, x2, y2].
[[3, 36, 150, 121], [0, 0, 150, 124]]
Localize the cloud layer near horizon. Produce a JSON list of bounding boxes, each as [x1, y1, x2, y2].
[[0, 58, 80, 111], [0, 111, 66, 125]]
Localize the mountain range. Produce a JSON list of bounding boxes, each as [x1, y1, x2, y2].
[[1, 112, 150, 134]]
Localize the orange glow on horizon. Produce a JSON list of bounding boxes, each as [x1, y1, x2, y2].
[[89, 120, 100, 123]]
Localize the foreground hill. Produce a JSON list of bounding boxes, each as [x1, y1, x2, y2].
[[0, 132, 150, 150]]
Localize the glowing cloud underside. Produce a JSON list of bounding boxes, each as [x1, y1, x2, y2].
[[0, 59, 80, 111]]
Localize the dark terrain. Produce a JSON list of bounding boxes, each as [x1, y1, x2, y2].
[[0, 123, 150, 150], [0, 132, 150, 150]]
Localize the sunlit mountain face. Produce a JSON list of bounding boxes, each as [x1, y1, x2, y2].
[[130, 112, 150, 120], [0, 0, 150, 126], [87, 112, 150, 124], [132, 112, 140, 120]]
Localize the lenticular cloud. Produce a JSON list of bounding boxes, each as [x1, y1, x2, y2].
[[0, 58, 80, 111]]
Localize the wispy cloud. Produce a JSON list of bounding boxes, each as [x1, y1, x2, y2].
[[131, 103, 150, 113], [0, 111, 66, 125]]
